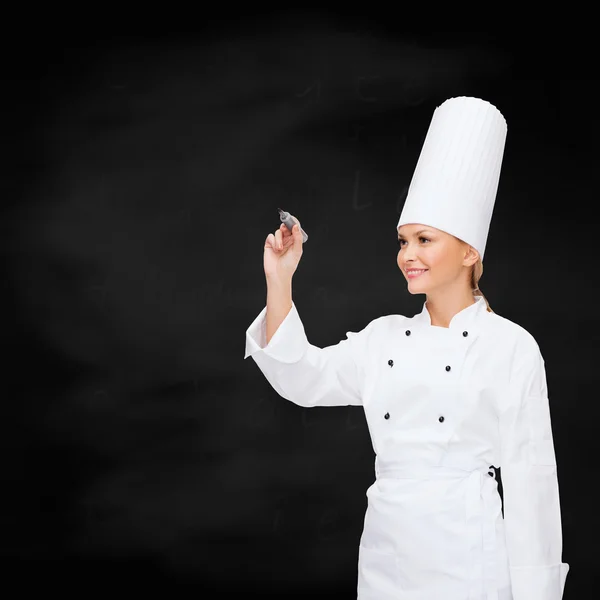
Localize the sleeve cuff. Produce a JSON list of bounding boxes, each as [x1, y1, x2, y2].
[[244, 301, 309, 363], [510, 562, 570, 600]]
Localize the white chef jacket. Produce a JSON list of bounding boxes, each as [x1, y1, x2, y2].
[[244, 295, 570, 600]]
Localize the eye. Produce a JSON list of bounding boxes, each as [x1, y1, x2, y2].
[[396, 237, 430, 247]]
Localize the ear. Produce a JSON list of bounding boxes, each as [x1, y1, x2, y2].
[[463, 245, 480, 267]]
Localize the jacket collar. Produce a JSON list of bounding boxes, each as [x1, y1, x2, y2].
[[412, 294, 487, 331]]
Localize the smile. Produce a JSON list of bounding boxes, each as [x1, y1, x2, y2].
[[406, 269, 428, 279]]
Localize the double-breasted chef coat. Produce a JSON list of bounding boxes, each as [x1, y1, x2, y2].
[[244, 294, 570, 599]]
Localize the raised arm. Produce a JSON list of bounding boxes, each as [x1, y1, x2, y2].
[[247, 215, 376, 408]]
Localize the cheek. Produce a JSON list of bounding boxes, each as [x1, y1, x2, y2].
[[425, 251, 440, 267], [424, 248, 448, 269]]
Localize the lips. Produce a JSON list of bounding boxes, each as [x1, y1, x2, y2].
[[406, 269, 428, 279]]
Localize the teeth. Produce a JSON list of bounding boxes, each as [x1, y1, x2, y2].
[[407, 269, 426, 274]]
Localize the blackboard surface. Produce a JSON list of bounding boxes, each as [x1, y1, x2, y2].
[[2, 17, 589, 599]]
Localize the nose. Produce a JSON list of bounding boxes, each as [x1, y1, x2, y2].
[[401, 244, 418, 262]]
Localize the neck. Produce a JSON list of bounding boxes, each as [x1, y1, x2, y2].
[[425, 290, 477, 328]]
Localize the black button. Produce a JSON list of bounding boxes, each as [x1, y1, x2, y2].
[[438, 416, 444, 423], [384, 412, 390, 420], [405, 330, 411, 336], [388, 359, 393, 367], [463, 331, 468, 337], [445, 365, 451, 371]]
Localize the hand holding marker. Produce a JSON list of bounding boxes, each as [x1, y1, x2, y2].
[[263, 208, 308, 282]]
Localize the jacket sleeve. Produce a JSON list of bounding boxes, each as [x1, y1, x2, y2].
[[499, 341, 570, 600], [244, 301, 374, 407]]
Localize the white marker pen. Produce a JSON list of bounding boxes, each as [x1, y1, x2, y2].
[[277, 208, 308, 243]]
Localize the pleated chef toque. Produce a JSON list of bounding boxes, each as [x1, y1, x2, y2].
[[397, 96, 507, 260]]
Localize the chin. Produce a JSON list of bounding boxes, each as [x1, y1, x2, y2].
[[406, 286, 427, 295]]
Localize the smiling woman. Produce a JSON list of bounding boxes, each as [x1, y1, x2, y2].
[[396, 224, 494, 316], [246, 96, 569, 600]]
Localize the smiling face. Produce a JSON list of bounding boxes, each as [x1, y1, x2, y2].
[[396, 223, 479, 295]]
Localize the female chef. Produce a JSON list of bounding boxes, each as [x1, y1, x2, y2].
[[244, 97, 569, 599]]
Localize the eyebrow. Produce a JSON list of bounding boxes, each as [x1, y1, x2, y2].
[[397, 229, 432, 239]]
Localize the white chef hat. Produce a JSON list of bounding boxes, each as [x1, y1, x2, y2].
[[397, 96, 507, 260]]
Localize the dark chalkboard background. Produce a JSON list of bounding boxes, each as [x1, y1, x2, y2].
[[2, 16, 592, 599]]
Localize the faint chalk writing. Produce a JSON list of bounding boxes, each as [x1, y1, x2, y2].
[[296, 79, 321, 103], [349, 123, 365, 142], [352, 170, 372, 211]]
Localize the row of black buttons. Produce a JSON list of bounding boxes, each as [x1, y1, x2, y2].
[[387, 361, 453, 371], [383, 412, 445, 423], [404, 329, 469, 337]]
